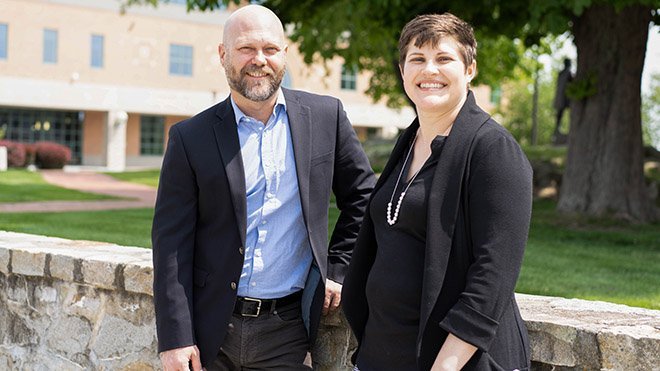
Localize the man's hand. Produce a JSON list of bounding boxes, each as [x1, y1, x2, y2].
[[160, 345, 203, 371], [323, 279, 342, 315]]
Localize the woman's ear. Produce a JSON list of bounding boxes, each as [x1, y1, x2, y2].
[[466, 60, 477, 82]]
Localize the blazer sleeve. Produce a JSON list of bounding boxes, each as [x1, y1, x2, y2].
[[327, 99, 376, 283], [152, 125, 199, 352], [438, 132, 532, 351]]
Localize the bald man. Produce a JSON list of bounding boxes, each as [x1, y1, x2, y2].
[[152, 5, 375, 370]]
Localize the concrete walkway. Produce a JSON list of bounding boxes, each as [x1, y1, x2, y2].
[[0, 170, 157, 213]]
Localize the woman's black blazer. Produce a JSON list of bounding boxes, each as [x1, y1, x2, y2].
[[343, 91, 533, 371]]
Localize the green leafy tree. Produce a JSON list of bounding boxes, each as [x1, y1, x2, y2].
[[642, 73, 660, 148], [125, 0, 660, 221], [497, 71, 557, 147], [496, 36, 570, 146]]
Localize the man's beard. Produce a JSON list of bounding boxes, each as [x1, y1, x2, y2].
[[225, 63, 285, 102]]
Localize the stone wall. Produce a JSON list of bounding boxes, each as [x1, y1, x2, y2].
[[1, 231, 658, 370]]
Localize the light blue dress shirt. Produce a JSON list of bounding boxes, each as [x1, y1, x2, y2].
[[231, 91, 313, 299]]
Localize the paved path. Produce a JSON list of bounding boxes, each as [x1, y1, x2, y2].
[[0, 170, 157, 213]]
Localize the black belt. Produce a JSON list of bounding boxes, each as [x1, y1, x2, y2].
[[233, 290, 302, 317]]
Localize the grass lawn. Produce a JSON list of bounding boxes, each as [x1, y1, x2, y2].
[[518, 200, 659, 309], [0, 208, 154, 248], [0, 200, 657, 309], [105, 169, 160, 188], [0, 169, 117, 203]]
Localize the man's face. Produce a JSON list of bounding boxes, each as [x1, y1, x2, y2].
[[220, 24, 287, 102]]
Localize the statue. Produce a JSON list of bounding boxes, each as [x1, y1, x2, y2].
[[553, 58, 573, 145]]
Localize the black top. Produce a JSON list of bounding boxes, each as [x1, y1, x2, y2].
[[356, 136, 447, 371]]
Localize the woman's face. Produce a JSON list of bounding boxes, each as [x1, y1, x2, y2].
[[400, 36, 475, 116]]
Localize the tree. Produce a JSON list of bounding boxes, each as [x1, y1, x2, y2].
[[126, 0, 660, 221], [495, 64, 558, 147], [642, 72, 660, 148]]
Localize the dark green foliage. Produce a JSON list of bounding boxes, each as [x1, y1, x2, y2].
[[121, 0, 660, 108]]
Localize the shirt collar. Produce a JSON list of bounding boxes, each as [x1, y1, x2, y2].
[[230, 89, 287, 126]]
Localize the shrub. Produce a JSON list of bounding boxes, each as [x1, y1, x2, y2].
[[35, 141, 71, 169], [0, 140, 27, 167], [362, 138, 396, 174]]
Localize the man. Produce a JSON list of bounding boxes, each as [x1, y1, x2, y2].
[[152, 5, 375, 371]]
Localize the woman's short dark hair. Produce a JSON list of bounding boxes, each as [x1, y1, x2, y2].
[[398, 13, 477, 69]]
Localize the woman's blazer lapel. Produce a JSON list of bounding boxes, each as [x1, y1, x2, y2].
[[418, 91, 491, 344]]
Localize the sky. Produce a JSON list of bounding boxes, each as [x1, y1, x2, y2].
[[642, 25, 660, 95]]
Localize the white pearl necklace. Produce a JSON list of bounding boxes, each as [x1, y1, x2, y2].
[[386, 131, 424, 226]]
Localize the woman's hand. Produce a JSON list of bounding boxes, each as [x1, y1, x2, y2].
[[430, 333, 478, 371]]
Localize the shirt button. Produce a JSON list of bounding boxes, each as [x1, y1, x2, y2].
[[230, 282, 237, 290], [261, 220, 266, 225], [251, 282, 256, 287]]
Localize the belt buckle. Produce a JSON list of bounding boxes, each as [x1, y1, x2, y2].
[[241, 297, 262, 317]]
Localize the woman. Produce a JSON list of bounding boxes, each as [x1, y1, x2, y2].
[[342, 13, 532, 371]]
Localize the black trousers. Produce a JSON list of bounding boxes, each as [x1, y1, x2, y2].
[[207, 301, 312, 371]]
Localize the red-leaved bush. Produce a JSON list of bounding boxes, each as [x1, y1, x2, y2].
[[0, 140, 27, 167], [34, 141, 72, 169]]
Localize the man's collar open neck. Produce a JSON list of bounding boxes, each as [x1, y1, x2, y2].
[[230, 89, 285, 124]]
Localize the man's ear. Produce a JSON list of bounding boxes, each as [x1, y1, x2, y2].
[[218, 43, 226, 66]]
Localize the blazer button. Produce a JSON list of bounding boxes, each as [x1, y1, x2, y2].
[[238, 247, 244, 255], [230, 282, 237, 290]]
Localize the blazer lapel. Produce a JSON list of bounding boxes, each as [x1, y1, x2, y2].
[[282, 89, 312, 232], [213, 98, 247, 246], [418, 91, 491, 343], [373, 119, 419, 194]]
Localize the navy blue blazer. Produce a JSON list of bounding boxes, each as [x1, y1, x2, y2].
[[152, 88, 375, 366], [343, 92, 533, 370]]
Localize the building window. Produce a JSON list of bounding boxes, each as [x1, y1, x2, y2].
[[169, 44, 193, 76], [91, 34, 104, 68], [43, 29, 58, 64], [0, 24, 7, 59], [341, 64, 357, 90], [140, 115, 165, 155], [0, 107, 82, 164], [490, 86, 502, 105]]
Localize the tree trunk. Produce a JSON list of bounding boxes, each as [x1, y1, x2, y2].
[[558, 4, 658, 222]]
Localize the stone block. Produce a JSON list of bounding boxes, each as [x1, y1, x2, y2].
[[65, 289, 103, 322], [91, 315, 154, 359], [527, 321, 579, 367], [598, 326, 660, 370], [81, 259, 117, 290], [32, 352, 88, 370], [49, 254, 75, 282], [123, 262, 153, 295], [35, 286, 57, 303], [312, 324, 353, 371], [6, 276, 28, 303], [2, 311, 39, 346], [0, 247, 9, 275], [11, 249, 45, 277], [46, 315, 92, 359]]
